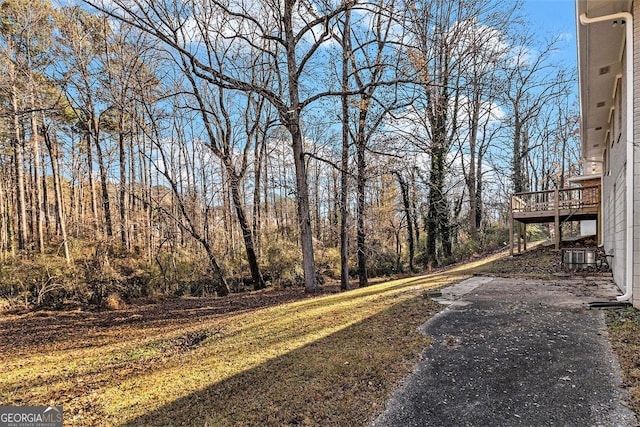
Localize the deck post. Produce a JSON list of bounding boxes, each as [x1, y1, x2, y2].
[[597, 185, 602, 246], [509, 199, 514, 256], [510, 185, 599, 251], [554, 188, 560, 250]]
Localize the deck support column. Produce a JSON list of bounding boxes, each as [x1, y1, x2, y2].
[[523, 223, 527, 251], [554, 188, 560, 250], [509, 204, 514, 256], [517, 222, 521, 254], [597, 185, 602, 246]]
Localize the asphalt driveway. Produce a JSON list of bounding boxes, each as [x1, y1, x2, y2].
[[372, 276, 637, 427]]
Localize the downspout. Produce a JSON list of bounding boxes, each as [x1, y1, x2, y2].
[[580, 12, 634, 302]]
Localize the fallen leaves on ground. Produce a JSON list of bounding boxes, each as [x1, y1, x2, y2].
[[0, 267, 482, 426]]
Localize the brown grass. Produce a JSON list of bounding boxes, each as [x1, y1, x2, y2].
[[606, 307, 640, 418], [103, 293, 126, 311], [0, 252, 508, 426]]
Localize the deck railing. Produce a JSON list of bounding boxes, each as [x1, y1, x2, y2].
[[511, 185, 600, 214], [510, 184, 601, 253]]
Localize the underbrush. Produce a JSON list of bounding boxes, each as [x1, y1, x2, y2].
[[0, 224, 512, 311], [0, 248, 161, 311]]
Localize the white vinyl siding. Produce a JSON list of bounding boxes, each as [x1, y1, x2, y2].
[[633, 1, 640, 306], [603, 21, 630, 294], [613, 169, 626, 288]]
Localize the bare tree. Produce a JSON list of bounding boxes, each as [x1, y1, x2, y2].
[[42, 118, 71, 263], [141, 96, 231, 296], [394, 170, 414, 271], [333, 0, 410, 286], [56, 7, 113, 238], [84, 0, 371, 293], [0, 0, 56, 251], [455, 10, 512, 237], [338, 7, 352, 290], [406, 0, 469, 266], [501, 30, 568, 194], [177, 66, 268, 290]]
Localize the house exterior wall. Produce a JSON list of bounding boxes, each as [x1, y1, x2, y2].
[[576, 0, 640, 306], [612, 167, 626, 288], [604, 181, 613, 250], [603, 163, 626, 289], [603, 37, 628, 293], [633, 0, 640, 307]]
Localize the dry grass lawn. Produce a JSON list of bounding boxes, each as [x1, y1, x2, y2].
[[0, 253, 506, 426]]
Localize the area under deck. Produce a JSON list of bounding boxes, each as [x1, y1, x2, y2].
[[510, 185, 601, 254]]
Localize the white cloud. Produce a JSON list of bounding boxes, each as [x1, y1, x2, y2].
[[558, 31, 573, 42]]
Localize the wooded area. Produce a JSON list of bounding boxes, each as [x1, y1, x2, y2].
[[0, 0, 580, 308]]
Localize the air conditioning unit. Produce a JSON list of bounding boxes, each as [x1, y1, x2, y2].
[[563, 248, 596, 270]]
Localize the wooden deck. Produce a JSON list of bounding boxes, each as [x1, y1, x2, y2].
[[510, 185, 601, 254]]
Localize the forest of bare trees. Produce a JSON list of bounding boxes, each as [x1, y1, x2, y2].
[[0, 0, 581, 307]]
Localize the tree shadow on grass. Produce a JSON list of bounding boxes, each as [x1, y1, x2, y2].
[[0, 272, 457, 356], [121, 297, 443, 427], [0, 289, 313, 354]]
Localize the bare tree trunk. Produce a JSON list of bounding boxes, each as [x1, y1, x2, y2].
[[41, 146, 53, 236], [512, 114, 525, 193], [411, 170, 420, 250], [11, 83, 28, 250], [283, 0, 317, 292], [43, 125, 71, 263], [118, 114, 129, 249], [91, 118, 113, 238], [339, 8, 351, 291], [476, 160, 484, 230], [85, 132, 100, 237], [5, 34, 26, 253], [220, 159, 231, 252], [427, 146, 451, 266], [339, 128, 350, 291], [313, 159, 321, 241], [29, 95, 45, 254], [396, 172, 415, 272], [225, 159, 266, 290], [252, 130, 267, 258], [263, 143, 270, 231], [356, 138, 368, 287], [289, 122, 317, 292], [467, 92, 480, 239]]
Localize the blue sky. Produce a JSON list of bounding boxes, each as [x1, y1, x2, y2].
[[521, 0, 578, 67], [521, 0, 576, 34]]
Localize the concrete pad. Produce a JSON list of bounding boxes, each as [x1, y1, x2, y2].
[[432, 276, 495, 306], [372, 277, 637, 427]]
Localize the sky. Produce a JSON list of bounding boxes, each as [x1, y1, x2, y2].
[[521, 0, 578, 68]]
